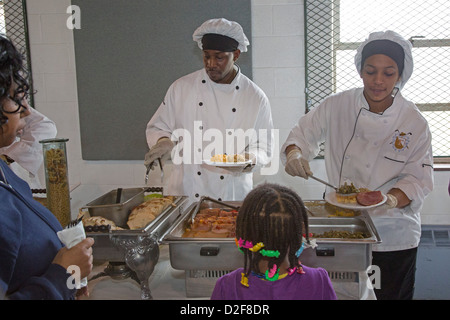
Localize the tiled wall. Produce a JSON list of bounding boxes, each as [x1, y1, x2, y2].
[[26, 0, 449, 223]]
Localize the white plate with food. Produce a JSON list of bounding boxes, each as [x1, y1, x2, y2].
[[203, 154, 252, 167], [325, 191, 387, 210], [203, 159, 252, 167]]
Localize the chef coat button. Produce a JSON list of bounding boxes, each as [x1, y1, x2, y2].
[[197, 171, 201, 175], [197, 148, 201, 152], [345, 155, 350, 160], [228, 131, 232, 135], [202, 80, 206, 83], [235, 86, 239, 90], [195, 193, 199, 198], [220, 175, 224, 180], [199, 125, 203, 130], [366, 164, 370, 168], [199, 102, 203, 106], [232, 108, 236, 112]]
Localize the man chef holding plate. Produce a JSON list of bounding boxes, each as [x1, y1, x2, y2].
[[145, 18, 274, 201]]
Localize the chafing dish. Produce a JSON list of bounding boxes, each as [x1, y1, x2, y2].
[[79, 187, 188, 299], [161, 198, 381, 297]]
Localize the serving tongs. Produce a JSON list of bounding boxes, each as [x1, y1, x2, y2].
[[144, 158, 164, 185], [190, 196, 240, 225], [307, 174, 338, 191]]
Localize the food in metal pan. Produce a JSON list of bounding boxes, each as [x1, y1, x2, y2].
[[183, 207, 238, 238], [210, 154, 246, 163], [312, 231, 369, 239], [82, 216, 123, 231], [127, 196, 175, 230]]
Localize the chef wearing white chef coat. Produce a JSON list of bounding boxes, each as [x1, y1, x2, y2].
[[145, 18, 274, 201], [0, 107, 57, 188], [281, 30, 433, 300]]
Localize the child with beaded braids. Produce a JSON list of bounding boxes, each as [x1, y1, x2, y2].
[[211, 183, 336, 300]]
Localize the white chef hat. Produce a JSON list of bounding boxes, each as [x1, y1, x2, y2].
[[355, 30, 413, 89], [193, 18, 249, 53]]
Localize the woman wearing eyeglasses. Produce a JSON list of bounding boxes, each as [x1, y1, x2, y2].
[[0, 35, 94, 300], [0, 79, 57, 189]]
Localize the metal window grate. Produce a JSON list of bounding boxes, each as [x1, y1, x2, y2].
[[0, 0, 34, 107], [305, 0, 450, 159]]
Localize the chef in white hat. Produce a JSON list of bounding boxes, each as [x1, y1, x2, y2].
[[281, 30, 433, 300], [145, 18, 274, 202]]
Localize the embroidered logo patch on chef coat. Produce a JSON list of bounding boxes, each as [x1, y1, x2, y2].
[[390, 129, 412, 152]]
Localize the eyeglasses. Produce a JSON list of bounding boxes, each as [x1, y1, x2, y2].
[[1, 91, 29, 114]]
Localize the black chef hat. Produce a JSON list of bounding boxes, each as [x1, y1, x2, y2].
[[361, 39, 405, 75], [201, 33, 239, 52]]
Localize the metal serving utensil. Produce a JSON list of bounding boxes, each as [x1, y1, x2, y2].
[[157, 158, 163, 182], [308, 174, 338, 191], [144, 158, 163, 185]]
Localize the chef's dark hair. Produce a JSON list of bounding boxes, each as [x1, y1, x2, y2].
[[236, 183, 309, 279], [0, 34, 29, 125]]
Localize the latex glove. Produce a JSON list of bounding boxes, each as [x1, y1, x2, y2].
[[385, 194, 398, 209], [144, 137, 174, 170], [285, 148, 312, 179]]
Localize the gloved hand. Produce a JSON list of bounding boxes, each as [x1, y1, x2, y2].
[[385, 193, 398, 209], [285, 148, 312, 179], [144, 137, 174, 170]]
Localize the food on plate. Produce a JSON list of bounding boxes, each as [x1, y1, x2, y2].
[[183, 207, 238, 238], [127, 196, 175, 230], [356, 190, 384, 206], [336, 182, 371, 204], [336, 182, 359, 203], [210, 154, 246, 163]]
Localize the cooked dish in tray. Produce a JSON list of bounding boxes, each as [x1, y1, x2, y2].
[[312, 231, 369, 239], [182, 207, 238, 238], [79, 195, 176, 231]]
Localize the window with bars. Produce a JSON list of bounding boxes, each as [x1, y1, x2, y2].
[[0, 0, 34, 107], [305, 0, 450, 161]]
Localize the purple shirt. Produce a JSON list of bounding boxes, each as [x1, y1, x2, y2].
[[211, 266, 337, 300]]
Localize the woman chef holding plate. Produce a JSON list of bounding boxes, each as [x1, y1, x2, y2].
[[145, 18, 274, 202], [281, 31, 433, 300]]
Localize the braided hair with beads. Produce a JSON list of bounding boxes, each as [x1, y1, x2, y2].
[[236, 183, 310, 284]]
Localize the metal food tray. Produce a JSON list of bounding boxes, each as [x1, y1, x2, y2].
[[162, 198, 381, 273], [79, 187, 188, 261], [78, 187, 188, 299]]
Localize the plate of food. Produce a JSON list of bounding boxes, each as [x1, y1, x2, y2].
[[203, 154, 252, 167], [325, 182, 387, 210]]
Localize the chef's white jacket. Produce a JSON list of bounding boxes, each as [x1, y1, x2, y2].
[[146, 68, 274, 201], [0, 107, 57, 177], [282, 88, 433, 251]]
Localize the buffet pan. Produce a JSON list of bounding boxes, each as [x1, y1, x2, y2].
[[161, 198, 381, 272], [79, 187, 188, 261]]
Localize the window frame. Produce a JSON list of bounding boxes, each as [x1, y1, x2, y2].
[[304, 0, 450, 164]]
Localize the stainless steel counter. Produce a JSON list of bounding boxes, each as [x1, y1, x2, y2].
[[81, 244, 375, 300]]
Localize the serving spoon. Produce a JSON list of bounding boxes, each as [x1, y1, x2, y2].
[[307, 174, 338, 191]]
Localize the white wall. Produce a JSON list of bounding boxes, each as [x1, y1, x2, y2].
[[26, 0, 449, 223]]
